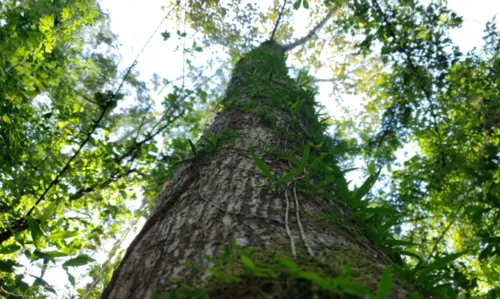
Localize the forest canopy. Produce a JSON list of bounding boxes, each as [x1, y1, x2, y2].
[[0, 0, 499, 298]]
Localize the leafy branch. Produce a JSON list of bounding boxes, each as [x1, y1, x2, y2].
[[0, 62, 136, 246]]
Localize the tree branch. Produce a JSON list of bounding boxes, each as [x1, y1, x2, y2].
[[270, 0, 288, 41], [282, 8, 335, 52]]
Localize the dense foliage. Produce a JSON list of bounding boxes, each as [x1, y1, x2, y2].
[[0, 0, 498, 298]]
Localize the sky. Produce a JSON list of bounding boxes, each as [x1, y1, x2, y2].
[[32, 0, 500, 297]]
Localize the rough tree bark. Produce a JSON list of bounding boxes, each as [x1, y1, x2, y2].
[[101, 41, 412, 298]]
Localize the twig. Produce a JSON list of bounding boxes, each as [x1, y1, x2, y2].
[[270, 0, 288, 41], [0, 286, 22, 297], [282, 8, 335, 52], [425, 201, 464, 264], [132, 5, 177, 66], [82, 203, 149, 299]]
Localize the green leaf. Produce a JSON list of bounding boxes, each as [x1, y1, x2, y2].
[[250, 151, 275, 182], [316, 175, 336, 189], [335, 277, 371, 296], [0, 260, 17, 272], [284, 156, 301, 166], [377, 269, 392, 299], [63, 254, 95, 268], [0, 244, 21, 254], [240, 254, 256, 271], [293, 0, 301, 10], [381, 239, 417, 247], [303, 0, 309, 9], [188, 139, 197, 158], [309, 153, 328, 170], [364, 207, 399, 215], [278, 168, 302, 183], [276, 256, 300, 277], [333, 172, 351, 204], [207, 268, 240, 283], [299, 142, 312, 170], [161, 31, 171, 40], [27, 217, 43, 248], [67, 271, 76, 287], [379, 216, 400, 233], [418, 251, 468, 279], [2, 114, 12, 124], [409, 292, 423, 299], [299, 271, 333, 290], [352, 170, 380, 204], [40, 201, 57, 223], [47, 230, 79, 240], [400, 250, 424, 263], [44, 250, 70, 259]]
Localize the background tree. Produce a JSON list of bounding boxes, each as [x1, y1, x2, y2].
[[0, 1, 208, 297]]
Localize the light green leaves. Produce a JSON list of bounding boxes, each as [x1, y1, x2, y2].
[[40, 202, 57, 223], [61, 7, 71, 22], [240, 255, 276, 278], [2, 114, 12, 124], [47, 230, 79, 241]]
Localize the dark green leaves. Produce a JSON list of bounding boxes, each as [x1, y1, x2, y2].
[[417, 251, 468, 280], [352, 170, 380, 206], [0, 260, 19, 272], [0, 244, 21, 255], [188, 139, 197, 158], [292, 0, 309, 9], [161, 30, 171, 40], [293, 0, 301, 10], [62, 254, 95, 268], [278, 168, 302, 183], [382, 239, 417, 247]]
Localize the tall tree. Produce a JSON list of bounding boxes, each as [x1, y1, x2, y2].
[[101, 39, 410, 298], [2, 0, 499, 297]]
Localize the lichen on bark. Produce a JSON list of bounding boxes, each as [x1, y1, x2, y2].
[[101, 40, 412, 299]]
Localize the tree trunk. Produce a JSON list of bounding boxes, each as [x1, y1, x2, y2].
[[101, 41, 411, 299]]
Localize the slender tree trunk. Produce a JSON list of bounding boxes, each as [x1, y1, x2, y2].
[[101, 41, 411, 298]]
